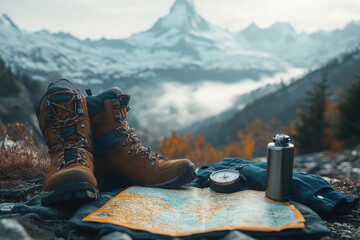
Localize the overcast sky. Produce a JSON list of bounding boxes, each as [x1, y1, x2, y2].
[[1, 0, 359, 40]]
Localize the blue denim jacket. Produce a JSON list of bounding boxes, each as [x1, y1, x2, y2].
[[193, 158, 359, 217]]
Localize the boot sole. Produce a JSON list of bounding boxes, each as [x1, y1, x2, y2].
[[144, 163, 197, 189], [41, 181, 100, 206]]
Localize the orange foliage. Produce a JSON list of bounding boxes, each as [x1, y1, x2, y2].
[[237, 118, 288, 157], [157, 132, 224, 165], [157, 119, 289, 166], [157, 131, 192, 159], [322, 99, 345, 150]]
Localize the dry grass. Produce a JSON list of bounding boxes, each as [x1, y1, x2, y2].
[[0, 122, 49, 182]]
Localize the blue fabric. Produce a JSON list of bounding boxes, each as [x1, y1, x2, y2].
[[68, 190, 330, 239], [93, 129, 126, 158], [194, 158, 359, 217]]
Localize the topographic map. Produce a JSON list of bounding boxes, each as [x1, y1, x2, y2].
[[83, 187, 305, 237]]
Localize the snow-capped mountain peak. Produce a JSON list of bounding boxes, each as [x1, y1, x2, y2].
[[268, 22, 296, 34], [0, 13, 18, 29], [149, 0, 211, 34]]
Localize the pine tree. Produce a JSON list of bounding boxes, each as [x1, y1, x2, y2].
[[294, 74, 329, 153], [0, 58, 21, 96], [337, 75, 360, 144]]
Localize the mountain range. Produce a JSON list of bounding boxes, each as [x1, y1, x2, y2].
[[198, 49, 360, 153], [0, 0, 359, 87], [1, 0, 360, 147]]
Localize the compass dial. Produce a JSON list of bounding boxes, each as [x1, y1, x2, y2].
[[210, 169, 240, 185]]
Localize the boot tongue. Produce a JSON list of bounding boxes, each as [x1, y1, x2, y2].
[[49, 88, 77, 120], [47, 88, 83, 147], [119, 94, 131, 130]]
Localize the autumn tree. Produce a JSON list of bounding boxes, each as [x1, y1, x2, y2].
[[157, 131, 192, 159], [294, 74, 329, 153], [0, 58, 21, 96], [189, 132, 224, 165]]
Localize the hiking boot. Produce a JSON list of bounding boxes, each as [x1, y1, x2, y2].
[[35, 79, 99, 206], [86, 87, 196, 189]]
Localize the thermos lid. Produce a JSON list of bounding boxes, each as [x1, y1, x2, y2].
[[273, 134, 290, 146]]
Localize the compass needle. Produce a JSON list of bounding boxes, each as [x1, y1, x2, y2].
[[210, 169, 246, 193]]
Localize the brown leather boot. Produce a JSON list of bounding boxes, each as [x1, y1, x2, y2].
[[86, 87, 196, 189], [35, 79, 99, 206]]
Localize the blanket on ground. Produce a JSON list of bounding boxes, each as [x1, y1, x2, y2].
[[191, 158, 359, 217]]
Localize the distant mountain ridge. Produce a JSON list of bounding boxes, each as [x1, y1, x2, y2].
[[199, 49, 360, 151], [0, 0, 359, 86], [237, 21, 360, 67]]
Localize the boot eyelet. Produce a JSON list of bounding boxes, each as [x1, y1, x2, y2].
[[113, 103, 120, 109], [116, 126, 124, 133], [45, 100, 51, 107], [115, 115, 121, 122], [141, 156, 144, 159], [128, 150, 132, 154], [84, 139, 88, 144], [52, 129, 56, 133], [56, 135, 61, 141], [77, 108, 84, 114], [81, 124, 85, 128], [122, 142, 126, 146], [151, 160, 156, 166]]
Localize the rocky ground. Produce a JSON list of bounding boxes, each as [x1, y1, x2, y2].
[[0, 145, 359, 240], [293, 146, 360, 240]]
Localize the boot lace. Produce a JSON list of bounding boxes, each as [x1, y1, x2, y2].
[[47, 79, 90, 171], [124, 128, 168, 165], [113, 98, 167, 165]]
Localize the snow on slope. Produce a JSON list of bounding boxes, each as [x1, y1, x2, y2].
[[237, 21, 360, 67], [0, 1, 288, 84], [0, 0, 359, 85]]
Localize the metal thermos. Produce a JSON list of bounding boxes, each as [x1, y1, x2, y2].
[[265, 134, 294, 202]]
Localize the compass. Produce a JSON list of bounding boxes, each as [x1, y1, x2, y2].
[[209, 168, 246, 193]]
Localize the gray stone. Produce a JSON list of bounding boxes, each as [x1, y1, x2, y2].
[[336, 155, 348, 163], [0, 203, 15, 214], [220, 230, 256, 240], [0, 218, 32, 240], [0, 185, 42, 202], [320, 157, 332, 163], [100, 231, 133, 240], [339, 234, 351, 239]]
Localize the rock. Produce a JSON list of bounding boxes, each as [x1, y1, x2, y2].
[[100, 231, 132, 240], [306, 162, 320, 174], [0, 218, 32, 240], [0, 185, 42, 202], [353, 187, 360, 194], [220, 230, 256, 240], [351, 167, 360, 176], [0, 203, 15, 214], [351, 150, 357, 157], [339, 234, 351, 239], [321, 157, 332, 164], [336, 155, 348, 163], [341, 229, 353, 235]]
